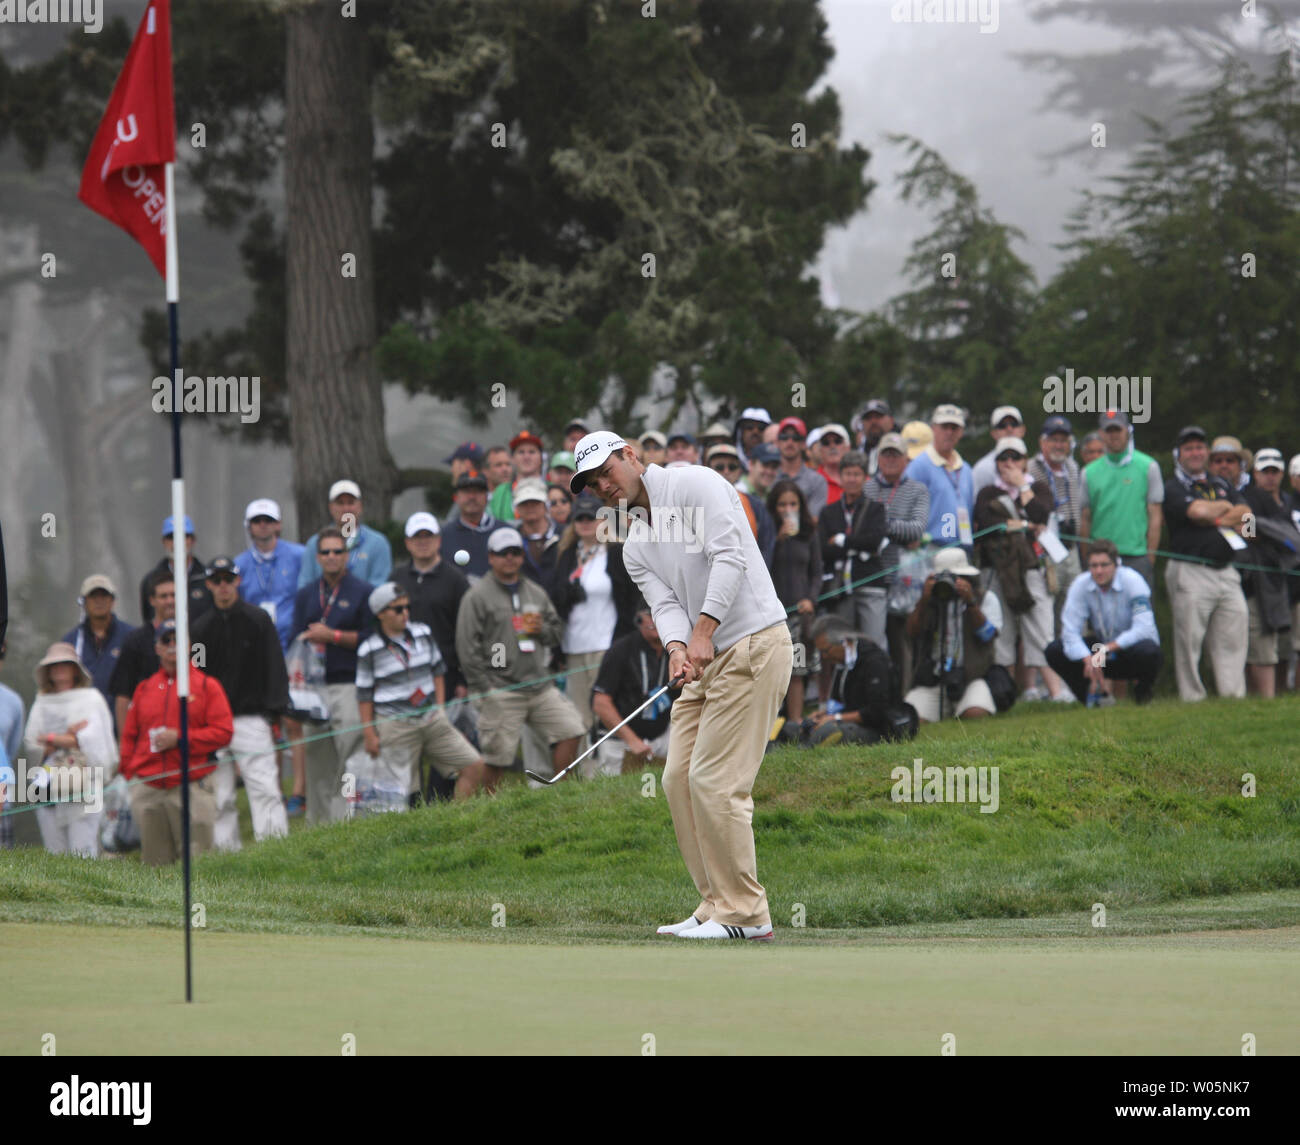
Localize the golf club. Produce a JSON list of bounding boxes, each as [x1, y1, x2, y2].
[[526, 671, 687, 785]]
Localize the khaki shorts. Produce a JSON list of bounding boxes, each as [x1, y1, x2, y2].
[[1246, 596, 1279, 666], [378, 708, 482, 790], [477, 685, 586, 769], [905, 679, 996, 723]]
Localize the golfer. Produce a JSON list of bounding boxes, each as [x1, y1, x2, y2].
[[572, 431, 793, 941]]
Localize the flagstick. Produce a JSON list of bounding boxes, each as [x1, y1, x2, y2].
[[164, 159, 193, 1004]]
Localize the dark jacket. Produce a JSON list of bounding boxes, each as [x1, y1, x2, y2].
[[1241, 483, 1300, 631], [908, 592, 996, 694], [549, 541, 640, 641], [817, 494, 887, 599], [974, 479, 1052, 614], [191, 599, 289, 718], [769, 528, 822, 642], [391, 559, 471, 693], [63, 615, 135, 716], [139, 555, 213, 627]]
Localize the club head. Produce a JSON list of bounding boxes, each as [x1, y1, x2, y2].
[[524, 769, 559, 785]]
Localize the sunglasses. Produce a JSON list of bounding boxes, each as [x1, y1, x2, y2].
[[778, 431, 803, 442], [209, 574, 237, 585], [157, 633, 176, 646], [385, 603, 410, 614], [548, 498, 570, 507], [712, 462, 741, 473], [821, 435, 844, 445], [318, 548, 346, 556], [494, 547, 524, 558], [249, 516, 276, 525]]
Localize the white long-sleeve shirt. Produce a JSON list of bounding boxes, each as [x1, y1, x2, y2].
[[622, 464, 787, 652]]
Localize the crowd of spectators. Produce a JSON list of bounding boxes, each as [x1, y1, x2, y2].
[[1, 405, 1297, 861]]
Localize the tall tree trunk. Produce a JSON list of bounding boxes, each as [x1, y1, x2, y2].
[[285, 0, 396, 536]]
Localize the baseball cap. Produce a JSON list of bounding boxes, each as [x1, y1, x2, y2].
[[404, 511, 440, 537], [990, 405, 1023, 427], [79, 574, 116, 598], [564, 419, 590, 435], [1253, 447, 1284, 472], [994, 437, 1028, 459], [549, 451, 576, 473], [750, 443, 780, 465], [1176, 425, 1208, 446], [777, 416, 807, 438], [205, 556, 238, 578], [819, 422, 851, 443], [933, 546, 979, 577], [488, 527, 525, 554], [161, 514, 194, 537], [571, 430, 630, 494], [901, 421, 933, 459], [702, 421, 731, 440], [1291, 454, 1300, 478], [512, 478, 549, 509], [1098, 409, 1130, 429], [707, 443, 745, 467], [368, 582, 405, 615], [328, 480, 361, 501], [154, 618, 177, 639], [876, 432, 906, 455], [931, 404, 966, 427], [510, 430, 544, 452], [666, 431, 696, 448], [806, 426, 825, 447], [737, 407, 772, 426], [1209, 435, 1248, 459], [1040, 415, 1072, 437], [244, 498, 281, 522], [455, 472, 488, 491], [640, 430, 668, 448], [862, 399, 891, 416], [443, 442, 485, 465], [572, 492, 602, 520]]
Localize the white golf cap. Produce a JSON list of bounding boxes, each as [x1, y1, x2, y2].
[[368, 582, 404, 615], [932, 404, 966, 427], [512, 477, 549, 509], [1253, 447, 1284, 472], [329, 479, 361, 501], [570, 430, 629, 494], [737, 407, 772, 425], [807, 426, 825, 447], [819, 422, 851, 442], [994, 436, 1028, 458], [991, 405, 1024, 426], [933, 546, 979, 577], [244, 497, 282, 522], [404, 511, 440, 536], [488, 527, 525, 553], [1291, 454, 1300, 478]]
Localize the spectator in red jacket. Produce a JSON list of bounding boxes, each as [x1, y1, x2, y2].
[[119, 620, 233, 866]]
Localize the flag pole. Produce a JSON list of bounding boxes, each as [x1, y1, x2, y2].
[[164, 158, 193, 1004]]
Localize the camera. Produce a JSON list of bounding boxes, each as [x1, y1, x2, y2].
[[931, 570, 959, 602]]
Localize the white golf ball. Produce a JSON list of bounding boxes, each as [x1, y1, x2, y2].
[[454, 549, 470, 566]]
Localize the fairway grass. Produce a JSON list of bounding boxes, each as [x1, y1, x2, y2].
[[5, 920, 1298, 1056]]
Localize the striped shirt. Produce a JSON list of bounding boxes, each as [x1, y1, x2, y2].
[[863, 473, 929, 579], [1028, 454, 1082, 548], [355, 622, 445, 716]]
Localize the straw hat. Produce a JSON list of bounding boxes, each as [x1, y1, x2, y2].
[[34, 642, 91, 693]]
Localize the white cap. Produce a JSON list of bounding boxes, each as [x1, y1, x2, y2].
[[488, 527, 525, 553], [932, 404, 966, 427], [1291, 454, 1300, 478], [737, 407, 772, 425], [1253, 448, 1284, 472], [819, 422, 851, 442], [368, 582, 404, 615], [991, 405, 1024, 427], [404, 511, 440, 537], [244, 498, 282, 522], [933, 546, 979, 577], [807, 426, 825, 447], [329, 480, 362, 501], [512, 477, 549, 509], [570, 430, 629, 494], [993, 436, 1028, 458]]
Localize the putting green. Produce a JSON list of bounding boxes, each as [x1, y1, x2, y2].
[[6, 922, 1298, 1055]]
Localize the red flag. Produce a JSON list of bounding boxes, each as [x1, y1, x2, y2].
[[78, 0, 175, 279]]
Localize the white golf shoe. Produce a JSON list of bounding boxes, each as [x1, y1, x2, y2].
[[656, 915, 704, 936], [676, 919, 774, 942]]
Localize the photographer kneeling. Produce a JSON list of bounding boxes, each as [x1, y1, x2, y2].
[[904, 547, 1004, 723]]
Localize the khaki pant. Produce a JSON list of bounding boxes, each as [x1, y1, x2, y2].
[[1165, 560, 1247, 702], [477, 685, 586, 770], [663, 622, 792, 928], [305, 684, 362, 825], [129, 777, 216, 867], [563, 649, 609, 779], [377, 708, 482, 794]]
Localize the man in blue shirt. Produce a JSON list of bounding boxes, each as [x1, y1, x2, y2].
[[904, 404, 975, 552], [1045, 538, 1162, 704], [293, 524, 374, 824], [61, 574, 134, 724], [298, 480, 393, 589], [235, 498, 305, 652], [0, 643, 26, 850]]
